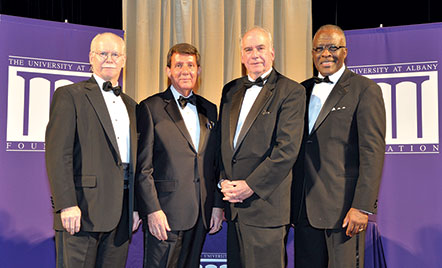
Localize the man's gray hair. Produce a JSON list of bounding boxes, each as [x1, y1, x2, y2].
[[241, 26, 274, 50], [314, 24, 346, 46], [90, 32, 126, 53]]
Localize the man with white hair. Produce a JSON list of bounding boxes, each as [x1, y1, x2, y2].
[[46, 32, 140, 267], [219, 27, 305, 268]]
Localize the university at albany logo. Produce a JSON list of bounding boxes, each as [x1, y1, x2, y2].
[[6, 55, 91, 152], [349, 61, 439, 155], [200, 252, 227, 268]]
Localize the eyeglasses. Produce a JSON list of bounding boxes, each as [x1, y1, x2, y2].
[[92, 51, 123, 61], [312, 45, 346, 53]]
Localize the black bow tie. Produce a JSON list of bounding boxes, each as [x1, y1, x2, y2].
[[178, 95, 196, 109], [244, 76, 267, 88], [103, 81, 122, 96], [313, 76, 332, 84]]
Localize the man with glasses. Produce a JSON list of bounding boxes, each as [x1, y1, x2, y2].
[[45, 32, 140, 267], [291, 24, 386, 268]]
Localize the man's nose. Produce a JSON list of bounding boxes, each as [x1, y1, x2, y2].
[[182, 65, 190, 73], [105, 54, 114, 62], [321, 48, 333, 57]]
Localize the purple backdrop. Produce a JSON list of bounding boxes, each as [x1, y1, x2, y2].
[[0, 15, 123, 267], [346, 23, 442, 267]]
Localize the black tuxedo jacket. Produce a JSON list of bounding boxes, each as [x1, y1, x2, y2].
[[135, 88, 222, 231], [219, 69, 305, 227], [45, 76, 137, 237], [292, 68, 386, 229]]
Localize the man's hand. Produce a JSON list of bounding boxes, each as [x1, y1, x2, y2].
[[221, 180, 254, 203], [60, 206, 81, 235], [132, 211, 142, 232], [342, 208, 368, 237], [208, 208, 224, 234], [148, 210, 171, 241]]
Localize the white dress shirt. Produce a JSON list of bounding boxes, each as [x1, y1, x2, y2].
[[170, 86, 200, 151], [93, 74, 131, 163], [233, 68, 273, 148], [308, 65, 346, 133]]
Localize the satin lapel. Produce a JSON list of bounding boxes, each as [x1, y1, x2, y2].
[[163, 88, 196, 152], [121, 94, 137, 172], [234, 76, 275, 155], [310, 72, 350, 135], [196, 98, 209, 153], [84, 77, 121, 161], [229, 85, 247, 151], [304, 80, 314, 137]]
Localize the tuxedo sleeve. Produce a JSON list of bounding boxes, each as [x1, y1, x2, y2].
[[246, 84, 306, 200], [352, 82, 386, 213], [134, 101, 162, 216], [212, 119, 225, 208], [45, 87, 78, 212], [217, 85, 230, 184]]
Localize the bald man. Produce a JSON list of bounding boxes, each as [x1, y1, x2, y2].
[[46, 32, 140, 267]]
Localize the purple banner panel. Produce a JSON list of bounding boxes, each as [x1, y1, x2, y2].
[[346, 23, 442, 268], [201, 221, 228, 268], [0, 15, 122, 267]]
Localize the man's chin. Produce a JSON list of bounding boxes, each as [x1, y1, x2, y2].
[[317, 67, 336, 77], [178, 82, 195, 89]]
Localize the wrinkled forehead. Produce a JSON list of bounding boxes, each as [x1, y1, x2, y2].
[[242, 29, 272, 48], [171, 53, 198, 64], [313, 30, 346, 46]]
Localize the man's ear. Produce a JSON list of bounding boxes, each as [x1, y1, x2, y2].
[[121, 55, 127, 68], [166, 66, 172, 79]]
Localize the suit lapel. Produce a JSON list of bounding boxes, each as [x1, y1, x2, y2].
[[163, 88, 197, 152], [233, 70, 276, 155], [310, 69, 351, 135], [121, 94, 137, 171], [196, 98, 210, 153], [84, 77, 121, 162], [229, 85, 246, 151]]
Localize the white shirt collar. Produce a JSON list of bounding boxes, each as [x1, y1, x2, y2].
[[170, 85, 195, 107]]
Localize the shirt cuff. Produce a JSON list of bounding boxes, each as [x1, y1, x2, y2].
[[359, 209, 372, 215], [217, 179, 226, 189]]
